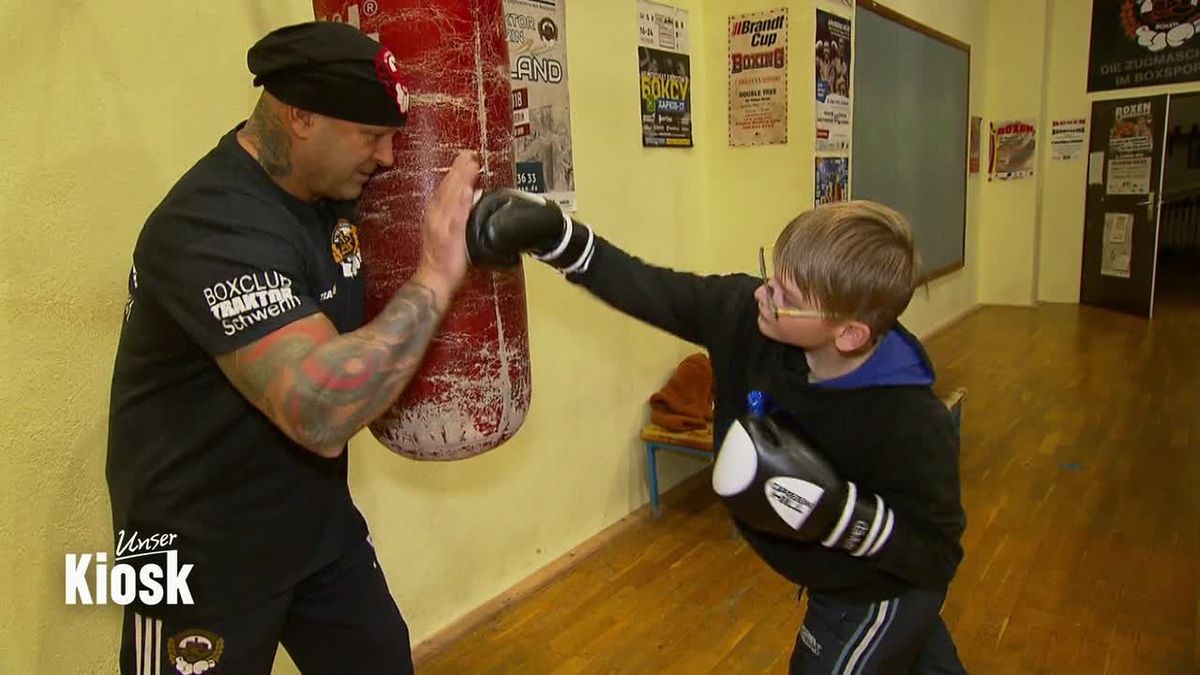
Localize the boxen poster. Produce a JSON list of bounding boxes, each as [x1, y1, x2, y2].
[[1051, 118, 1087, 161], [989, 119, 1037, 181], [1106, 100, 1155, 195]]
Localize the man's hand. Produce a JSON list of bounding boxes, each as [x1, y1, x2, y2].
[[414, 150, 480, 309]]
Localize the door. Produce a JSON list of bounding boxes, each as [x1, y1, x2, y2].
[[1080, 94, 1168, 317]]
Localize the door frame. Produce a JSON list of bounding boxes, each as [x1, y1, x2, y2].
[[1078, 93, 1171, 318]]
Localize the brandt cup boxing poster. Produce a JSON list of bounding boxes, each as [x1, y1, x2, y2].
[[728, 8, 789, 147], [815, 9, 851, 153], [988, 119, 1037, 181], [638, 1, 694, 147], [1088, 0, 1200, 92], [505, 0, 577, 211]]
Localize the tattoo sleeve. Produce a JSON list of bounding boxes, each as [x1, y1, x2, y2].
[[216, 282, 443, 457]]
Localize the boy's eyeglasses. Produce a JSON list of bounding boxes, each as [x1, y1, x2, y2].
[[758, 246, 823, 321]]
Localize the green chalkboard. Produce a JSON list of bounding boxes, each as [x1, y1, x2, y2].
[[852, 5, 970, 280]]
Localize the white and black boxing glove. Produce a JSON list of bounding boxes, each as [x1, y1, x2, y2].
[[713, 392, 896, 558], [466, 188, 595, 273]]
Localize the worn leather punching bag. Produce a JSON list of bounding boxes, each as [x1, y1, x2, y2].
[[312, 0, 530, 460]]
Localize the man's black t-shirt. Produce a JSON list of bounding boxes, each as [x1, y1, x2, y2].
[[107, 125, 369, 616]]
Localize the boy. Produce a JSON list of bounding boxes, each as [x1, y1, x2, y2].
[[467, 191, 967, 673]]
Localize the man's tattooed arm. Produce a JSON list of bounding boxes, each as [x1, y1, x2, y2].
[[215, 279, 447, 458]]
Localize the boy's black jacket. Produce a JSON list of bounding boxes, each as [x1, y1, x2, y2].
[[571, 238, 966, 601]]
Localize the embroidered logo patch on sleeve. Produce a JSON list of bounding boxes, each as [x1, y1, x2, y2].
[[331, 219, 362, 279]]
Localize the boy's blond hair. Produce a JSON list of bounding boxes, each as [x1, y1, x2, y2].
[[773, 200, 920, 339]]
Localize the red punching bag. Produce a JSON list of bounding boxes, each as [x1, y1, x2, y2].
[[312, 0, 530, 460]]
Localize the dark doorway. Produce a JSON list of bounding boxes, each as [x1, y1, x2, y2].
[[1159, 93, 1200, 312], [1080, 95, 1168, 317]]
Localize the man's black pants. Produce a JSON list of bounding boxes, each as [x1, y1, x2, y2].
[[119, 524, 411, 675]]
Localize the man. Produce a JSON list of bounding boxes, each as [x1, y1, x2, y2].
[[107, 21, 479, 674]]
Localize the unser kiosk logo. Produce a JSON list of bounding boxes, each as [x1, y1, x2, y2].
[[65, 530, 193, 606]]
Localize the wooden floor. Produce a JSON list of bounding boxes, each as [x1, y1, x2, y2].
[[421, 276, 1200, 674]]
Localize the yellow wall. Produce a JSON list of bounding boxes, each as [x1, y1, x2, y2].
[[1036, 0, 1200, 303], [0, 2, 315, 673], [974, 0, 1049, 306], [698, 0, 810, 275], [2, 0, 989, 672]]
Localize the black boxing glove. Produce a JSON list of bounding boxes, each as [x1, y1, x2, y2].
[[713, 392, 896, 558], [466, 188, 595, 273]]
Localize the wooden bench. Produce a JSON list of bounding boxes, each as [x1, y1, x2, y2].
[[640, 387, 967, 517], [640, 422, 714, 517]]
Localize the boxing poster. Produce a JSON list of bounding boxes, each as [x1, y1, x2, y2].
[[1106, 101, 1154, 194], [637, 1, 694, 148], [815, 9, 851, 153], [968, 116, 982, 174], [505, 0, 576, 211], [1109, 101, 1154, 154], [1051, 118, 1088, 161], [1101, 212, 1134, 278], [1087, 1, 1200, 92], [815, 157, 849, 206], [1107, 157, 1154, 194], [988, 119, 1036, 181], [728, 8, 789, 147]]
